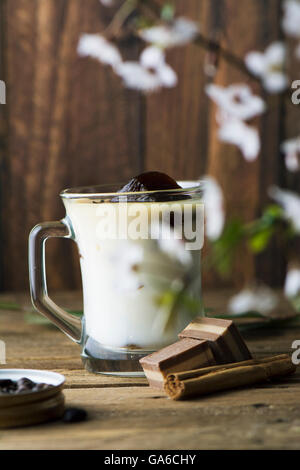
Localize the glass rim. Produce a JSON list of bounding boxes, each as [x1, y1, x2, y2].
[[60, 180, 203, 199]]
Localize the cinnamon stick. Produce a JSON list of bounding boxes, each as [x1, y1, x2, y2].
[[164, 354, 296, 400]]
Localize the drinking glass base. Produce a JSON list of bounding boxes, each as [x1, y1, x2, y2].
[[81, 336, 154, 377]]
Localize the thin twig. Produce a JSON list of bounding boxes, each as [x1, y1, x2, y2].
[[103, 0, 138, 39], [143, 0, 261, 82], [102, 0, 292, 98], [193, 33, 261, 84]]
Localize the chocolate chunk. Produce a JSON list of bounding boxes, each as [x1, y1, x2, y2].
[[139, 338, 216, 390], [178, 317, 252, 364], [119, 171, 181, 193], [113, 171, 185, 202], [62, 407, 88, 423]]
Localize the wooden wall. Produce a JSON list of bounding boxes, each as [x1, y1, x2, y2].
[[0, 0, 298, 292]]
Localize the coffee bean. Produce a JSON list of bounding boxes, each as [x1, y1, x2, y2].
[[17, 377, 35, 390], [0, 379, 14, 388], [62, 408, 88, 423], [17, 385, 30, 393], [32, 382, 52, 392], [0, 377, 53, 395], [0, 379, 17, 394]]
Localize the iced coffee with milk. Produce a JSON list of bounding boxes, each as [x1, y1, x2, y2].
[[61, 172, 204, 374]]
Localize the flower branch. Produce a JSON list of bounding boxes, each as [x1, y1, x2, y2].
[[80, 0, 300, 321]]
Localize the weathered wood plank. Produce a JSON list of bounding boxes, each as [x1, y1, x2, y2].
[[1, 0, 142, 291], [0, 291, 300, 449], [0, 0, 296, 292], [206, 0, 283, 288], [145, 0, 210, 179], [145, 0, 283, 288], [0, 290, 298, 383], [0, 0, 8, 290], [1, 385, 300, 450]]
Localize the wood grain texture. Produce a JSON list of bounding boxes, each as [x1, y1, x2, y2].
[[282, 16, 300, 271], [205, 0, 281, 287], [1, 0, 141, 290], [145, 0, 211, 179], [144, 0, 286, 289], [0, 0, 299, 291], [0, 291, 300, 450]]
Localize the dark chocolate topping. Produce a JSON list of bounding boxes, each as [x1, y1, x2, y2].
[[112, 171, 185, 202]]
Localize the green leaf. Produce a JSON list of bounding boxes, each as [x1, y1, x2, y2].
[[248, 226, 275, 253], [245, 204, 285, 253], [203, 307, 214, 314], [178, 292, 203, 315], [161, 3, 175, 21], [214, 310, 266, 320], [156, 289, 177, 310], [238, 315, 300, 331], [261, 204, 284, 221], [212, 310, 300, 331], [209, 219, 245, 276]]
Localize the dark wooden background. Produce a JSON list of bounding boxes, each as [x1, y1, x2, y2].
[[0, 0, 299, 293]]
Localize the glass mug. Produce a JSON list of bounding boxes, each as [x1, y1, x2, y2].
[[28, 181, 204, 376]]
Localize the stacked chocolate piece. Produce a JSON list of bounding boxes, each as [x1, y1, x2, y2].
[[140, 317, 252, 390], [139, 338, 215, 390], [140, 317, 296, 399]]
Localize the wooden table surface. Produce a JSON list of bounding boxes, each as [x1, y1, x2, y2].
[[0, 290, 300, 450]]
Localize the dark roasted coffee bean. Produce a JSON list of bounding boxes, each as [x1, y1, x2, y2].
[[62, 407, 88, 423], [32, 382, 51, 392], [17, 385, 30, 393], [0, 379, 14, 387], [0, 377, 54, 395], [0, 379, 18, 394], [17, 377, 35, 390]]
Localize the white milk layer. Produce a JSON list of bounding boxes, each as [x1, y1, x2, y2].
[[63, 198, 204, 350]]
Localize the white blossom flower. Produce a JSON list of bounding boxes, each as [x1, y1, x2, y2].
[[115, 62, 162, 92], [206, 84, 265, 161], [245, 42, 288, 93], [140, 17, 198, 48], [157, 64, 178, 87], [78, 34, 122, 68], [202, 177, 225, 240], [228, 285, 279, 316], [281, 136, 300, 172], [115, 46, 177, 92], [140, 46, 166, 69], [284, 266, 300, 298], [269, 186, 300, 232], [282, 0, 300, 38], [140, 46, 177, 87], [218, 117, 261, 161], [206, 84, 266, 121]]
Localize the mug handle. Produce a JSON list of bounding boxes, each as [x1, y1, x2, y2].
[[28, 220, 82, 342]]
